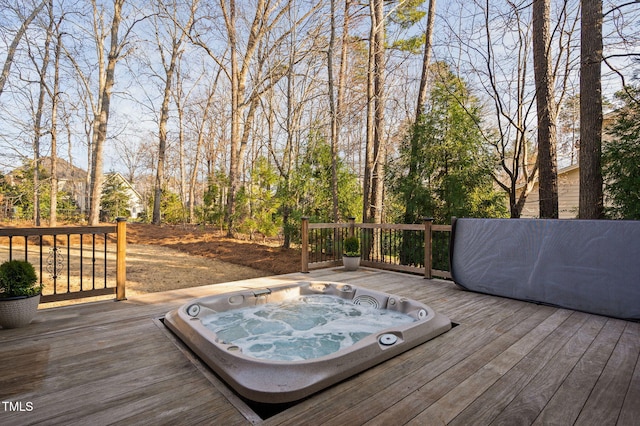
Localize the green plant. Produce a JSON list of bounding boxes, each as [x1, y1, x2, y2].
[[343, 236, 360, 257], [0, 260, 41, 298]]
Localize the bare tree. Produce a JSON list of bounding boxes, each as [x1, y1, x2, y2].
[[187, 72, 221, 223], [48, 3, 64, 226], [113, 136, 146, 184], [326, 0, 353, 223], [88, 0, 133, 225], [533, 0, 558, 218], [328, 0, 339, 223], [150, 0, 194, 225], [440, 0, 579, 218], [188, 0, 320, 235], [363, 0, 385, 224], [415, 0, 436, 120], [0, 0, 46, 99], [25, 0, 54, 226]]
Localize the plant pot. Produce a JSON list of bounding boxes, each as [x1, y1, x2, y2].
[[342, 255, 361, 271], [0, 294, 40, 329]]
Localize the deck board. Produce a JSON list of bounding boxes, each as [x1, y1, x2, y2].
[[575, 321, 640, 426], [484, 314, 608, 425], [532, 317, 627, 425], [1, 268, 638, 425], [398, 306, 566, 425], [447, 310, 591, 425]]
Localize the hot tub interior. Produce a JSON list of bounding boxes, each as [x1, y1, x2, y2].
[[165, 281, 451, 404]]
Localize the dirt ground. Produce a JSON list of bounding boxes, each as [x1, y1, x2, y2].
[[120, 223, 301, 295], [126, 223, 300, 276]]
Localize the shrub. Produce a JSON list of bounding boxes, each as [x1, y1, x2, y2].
[[0, 260, 41, 298], [343, 236, 360, 257]]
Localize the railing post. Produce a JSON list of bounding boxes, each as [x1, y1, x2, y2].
[[116, 218, 127, 300], [301, 217, 309, 273], [348, 217, 355, 237], [423, 217, 433, 279]]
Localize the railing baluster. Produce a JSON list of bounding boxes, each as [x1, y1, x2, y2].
[[40, 235, 45, 292], [67, 234, 71, 292], [52, 234, 61, 293], [80, 234, 84, 291], [103, 233, 108, 289], [116, 218, 127, 300], [301, 217, 309, 273], [92, 233, 96, 290]]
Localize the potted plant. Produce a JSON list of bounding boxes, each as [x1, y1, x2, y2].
[[0, 260, 42, 329], [342, 235, 361, 271]]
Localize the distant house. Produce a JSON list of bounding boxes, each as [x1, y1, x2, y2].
[[516, 112, 617, 218], [517, 163, 580, 219], [6, 158, 143, 220], [39, 157, 89, 213], [103, 172, 144, 219]]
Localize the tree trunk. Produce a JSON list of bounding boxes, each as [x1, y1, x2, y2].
[[328, 0, 339, 223], [32, 3, 54, 226], [533, 0, 558, 218], [579, 0, 604, 219], [415, 0, 436, 120], [88, 0, 125, 226], [369, 0, 385, 224], [225, 0, 240, 236], [406, 0, 436, 224], [152, 45, 179, 225], [363, 2, 376, 223], [152, 1, 191, 225], [49, 14, 62, 226], [336, 0, 350, 150]]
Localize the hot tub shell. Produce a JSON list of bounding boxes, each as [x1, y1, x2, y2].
[[164, 281, 451, 403]]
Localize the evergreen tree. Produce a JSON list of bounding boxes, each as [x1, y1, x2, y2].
[[388, 63, 507, 267], [388, 63, 507, 225], [603, 86, 640, 219], [278, 133, 362, 246], [100, 175, 131, 220], [202, 171, 229, 228], [243, 157, 280, 238]]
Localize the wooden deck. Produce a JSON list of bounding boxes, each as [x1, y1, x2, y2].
[[1, 267, 638, 425]]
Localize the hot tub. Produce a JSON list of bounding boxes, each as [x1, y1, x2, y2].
[[164, 281, 451, 403]]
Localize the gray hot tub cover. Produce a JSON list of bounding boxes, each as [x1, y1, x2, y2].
[[450, 218, 640, 320]]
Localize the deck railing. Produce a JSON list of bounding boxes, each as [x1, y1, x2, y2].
[[0, 219, 126, 302], [301, 217, 452, 279]]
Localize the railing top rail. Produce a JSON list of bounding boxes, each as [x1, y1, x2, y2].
[[0, 225, 117, 237], [358, 223, 424, 231], [306, 222, 452, 232], [307, 223, 351, 229]]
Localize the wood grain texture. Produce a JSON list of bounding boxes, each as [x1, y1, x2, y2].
[[0, 268, 637, 425]]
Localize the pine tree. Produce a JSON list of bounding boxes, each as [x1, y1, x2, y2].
[[388, 64, 507, 268], [389, 63, 507, 225], [100, 175, 131, 220]]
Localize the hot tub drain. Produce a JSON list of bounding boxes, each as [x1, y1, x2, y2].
[[379, 333, 398, 346]]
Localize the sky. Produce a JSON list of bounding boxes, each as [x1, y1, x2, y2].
[[1, 0, 639, 179]]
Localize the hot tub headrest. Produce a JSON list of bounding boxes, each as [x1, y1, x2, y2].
[[450, 218, 640, 320]]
